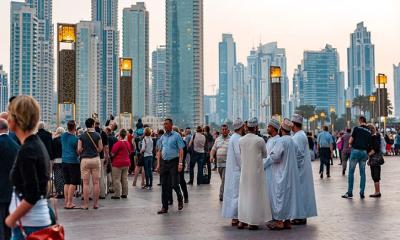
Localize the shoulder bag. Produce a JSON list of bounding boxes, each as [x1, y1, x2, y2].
[[86, 132, 99, 153]]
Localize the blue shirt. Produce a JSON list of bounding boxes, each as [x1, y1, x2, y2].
[[158, 131, 185, 161], [61, 132, 79, 164], [317, 131, 333, 148]]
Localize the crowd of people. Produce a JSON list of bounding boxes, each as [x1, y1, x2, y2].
[[0, 95, 398, 239]]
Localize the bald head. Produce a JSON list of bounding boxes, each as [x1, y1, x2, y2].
[[0, 112, 8, 120], [38, 121, 45, 130], [0, 119, 8, 133]]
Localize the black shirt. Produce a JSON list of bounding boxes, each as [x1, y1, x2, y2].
[[99, 131, 109, 159], [37, 129, 53, 160], [79, 131, 101, 158], [11, 135, 50, 205], [308, 136, 314, 150], [52, 136, 62, 159], [351, 125, 372, 150]]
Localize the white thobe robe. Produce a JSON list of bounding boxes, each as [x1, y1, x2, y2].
[[238, 133, 270, 225], [264, 135, 280, 211], [265, 135, 305, 220], [292, 130, 317, 218], [222, 133, 241, 219]]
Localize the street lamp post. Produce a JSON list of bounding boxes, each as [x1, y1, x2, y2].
[[330, 107, 336, 132], [314, 114, 319, 130], [369, 95, 376, 124], [376, 73, 388, 131], [346, 100, 351, 129], [320, 112, 326, 128], [270, 66, 282, 117]]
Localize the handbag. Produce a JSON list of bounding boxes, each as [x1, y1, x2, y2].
[[369, 153, 385, 166], [15, 196, 64, 240]]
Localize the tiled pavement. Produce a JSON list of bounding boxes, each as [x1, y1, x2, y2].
[[58, 156, 400, 240]]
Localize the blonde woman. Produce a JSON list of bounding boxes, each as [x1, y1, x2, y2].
[[141, 127, 154, 189], [5, 96, 52, 239]]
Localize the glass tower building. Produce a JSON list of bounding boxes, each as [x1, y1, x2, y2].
[[0, 65, 8, 112], [152, 46, 167, 118], [297, 44, 344, 114], [218, 33, 236, 122], [91, 0, 119, 124], [394, 63, 400, 118], [347, 22, 375, 100], [166, 0, 204, 127], [123, 2, 149, 118]]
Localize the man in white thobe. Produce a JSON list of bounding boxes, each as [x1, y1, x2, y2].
[[238, 117, 270, 230], [265, 119, 304, 230], [222, 118, 245, 226], [291, 114, 317, 225], [263, 117, 281, 222]]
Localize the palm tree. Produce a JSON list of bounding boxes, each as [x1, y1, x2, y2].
[[295, 105, 316, 130]]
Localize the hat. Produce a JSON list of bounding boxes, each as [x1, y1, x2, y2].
[[247, 117, 258, 128], [291, 114, 303, 124], [233, 118, 244, 130], [281, 118, 294, 132], [268, 117, 280, 130]]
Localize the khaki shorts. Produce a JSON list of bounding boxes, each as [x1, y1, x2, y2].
[[80, 157, 101, 180]]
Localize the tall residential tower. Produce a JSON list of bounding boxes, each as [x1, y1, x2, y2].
[[0, 65, 7, 112], [394, 63, 400, 118], [152, 46, 167, 118]]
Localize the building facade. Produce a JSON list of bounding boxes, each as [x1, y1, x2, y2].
[[204, 95, 218, 124], [297, 44, 344, 115], [152, 46, 167, 118], [394, 63, 400, 118], [123, 2, 149, 118], [166, 0, 204, 127], [232, 63, 247, 120], [91, 0, 119, 124], [0, 65, 7, 112], [218, 33, 236, 122], [347, 22, 375, 100], [75, 21, 102, 127]]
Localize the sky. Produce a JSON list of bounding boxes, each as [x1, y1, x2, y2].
[[0, 0, 399, 101]]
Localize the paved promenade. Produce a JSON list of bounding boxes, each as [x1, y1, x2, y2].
[[58, 156, 400, 240]]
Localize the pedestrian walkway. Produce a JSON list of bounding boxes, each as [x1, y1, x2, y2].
[[58, 156, 400, 240]]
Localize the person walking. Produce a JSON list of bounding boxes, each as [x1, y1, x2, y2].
[[52, 127, 65, 199], [222, 119, 244, 226], [317, 126, 333, 178], [341, 128, 352, 175], [188, 126, 206, 185], [156, 119, 185, 214], [203, 126, 215, 184], [336, 132, 344, 165], [0, 119, 19, 240], [5, 96, 52, 239], [61, 120, 81, 209], [291, 114, 317, 225], [110, 129, 133, 199], [237, 118, 270, 230], [141, 127, 154, 189], [78, 118, 103, 209], [342, 116, 372, 199], [95, 121, 110, 199], [366, 124, 383, 198], [210, 124, 230, 201]]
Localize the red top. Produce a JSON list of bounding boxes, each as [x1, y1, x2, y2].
[[111, 140, 133, 168]]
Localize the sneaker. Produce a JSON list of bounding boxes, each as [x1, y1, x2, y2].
[[121, 195, 127, 199], [360, 193, 365, 199], [369, 193, 382, 198], [341, 192, 353, 199]]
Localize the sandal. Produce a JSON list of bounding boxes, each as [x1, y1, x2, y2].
[[231, 219, 239, 226], [267, 221, 285, 230], [291, 219, 307, 225], [237, 222, 248, 230]]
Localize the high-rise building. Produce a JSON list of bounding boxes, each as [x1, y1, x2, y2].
[[75, 21, 102, 126], [204, 95, 218, 124], [245, 42, 289, 122], [166, 0, 204, 127], [10, 2, 39, 101], [394, 63, 400, 118], [152, 46, 167, 118], [123, 2, 149, 118], [92, 0, 119, 124], [347, 22, 375, 99], [0, 65, 8, 112], [297, 44, 344, 115], [218, 33, 236, 122], [232, 63, 246, 120]]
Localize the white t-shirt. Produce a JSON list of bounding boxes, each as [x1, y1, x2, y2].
[[141, 136, 154, 157], [9, 192, 51, 227]]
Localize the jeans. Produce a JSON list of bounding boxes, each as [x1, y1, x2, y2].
[[218, 167, 226, 200], [189, 152, 205, 184], [347, 149, 368, 194], [319, 148, 331, 175], [0, 203, 10, 240], [160, 158, 182, 210], [111, 166, 129, 197], [12, 226, 49, 240], [144, 156, 153, 187]]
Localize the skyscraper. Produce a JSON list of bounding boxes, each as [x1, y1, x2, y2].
[[218, 33, 236, 122], [347, 22, 375, 99], [297, 44, 344, 115], [152, 46, 167, 118], [0, 65, 7, 112], [232, 63, 246, 120], [26, 0, 54, 124], [92, 0, 119, 124], [166, 0, 204, 127], [123, 2, 149, 118], [75, 21, 102, 126], [10, 2, 38, 101], [394, 63, 400, 118]]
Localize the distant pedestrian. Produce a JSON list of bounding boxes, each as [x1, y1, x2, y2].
[[141, 127, 154, 189], [203, 126, 215, 184], [341, 129, 352, 175], [188, 126, 206, 185], [317, 126, 333, 178]]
